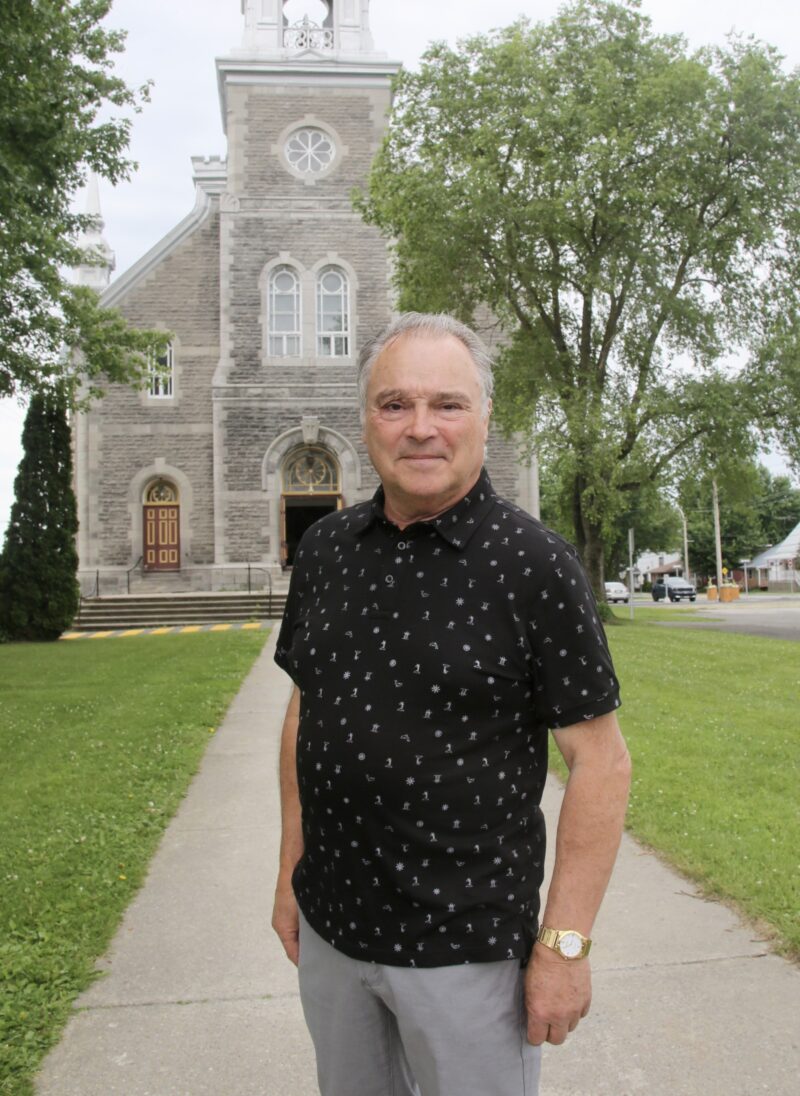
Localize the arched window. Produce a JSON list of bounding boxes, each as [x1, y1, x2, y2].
[[147, 343, 174, 398], [269, 266, 301, 356], [316, 266, 350, 357], [282, 446, 340, 494], [145, 479, 178, 503]]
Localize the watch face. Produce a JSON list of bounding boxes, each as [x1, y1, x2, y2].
[[558, 931, 584, 958]]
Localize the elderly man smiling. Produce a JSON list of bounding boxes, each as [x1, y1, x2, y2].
[[273, 312, 631, 1096]]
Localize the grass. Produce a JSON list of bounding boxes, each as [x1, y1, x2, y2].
[[1, 616, 797, 1090], [565, 614, 799, 958], [0, 631, 268, 1096]]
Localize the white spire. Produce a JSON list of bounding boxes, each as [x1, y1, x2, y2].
[[74, 175, 116, 291], [84, 174, 102, 221]]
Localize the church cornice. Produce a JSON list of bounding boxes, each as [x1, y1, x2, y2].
[[216, 56, 400, 133]]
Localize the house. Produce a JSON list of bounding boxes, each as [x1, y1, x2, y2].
[[748, 520, 800, 590], [626, 551, 685, 588]]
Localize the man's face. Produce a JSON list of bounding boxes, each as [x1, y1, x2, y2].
[[363, 332, 492, 526]]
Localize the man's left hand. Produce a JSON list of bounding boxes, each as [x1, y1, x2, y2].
[[524, 942, 592, 1046]]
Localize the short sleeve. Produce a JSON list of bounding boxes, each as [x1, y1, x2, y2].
[[274, 543, 310, 684], [526, 541, 620, 729]]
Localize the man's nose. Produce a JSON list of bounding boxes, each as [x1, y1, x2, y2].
[[406, 403, 437, 439]]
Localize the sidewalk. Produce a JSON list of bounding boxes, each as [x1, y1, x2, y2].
[[35, 631, 799, 1096]]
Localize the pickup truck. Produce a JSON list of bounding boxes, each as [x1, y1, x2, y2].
[[652, 577, 697, 602]]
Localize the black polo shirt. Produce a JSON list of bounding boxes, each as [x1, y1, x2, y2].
[[275, 469, 620, 968]]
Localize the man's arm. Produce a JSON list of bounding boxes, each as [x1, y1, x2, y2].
[[271, 685, 303, 965], [525, 710, 631, 1046]]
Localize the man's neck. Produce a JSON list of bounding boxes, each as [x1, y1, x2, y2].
[[382, 474, 481, 531]]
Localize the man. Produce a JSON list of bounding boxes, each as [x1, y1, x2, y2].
[[273, 313, 631, 1096]]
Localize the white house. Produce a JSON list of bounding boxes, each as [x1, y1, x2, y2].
[[749, 520, 800, 589]]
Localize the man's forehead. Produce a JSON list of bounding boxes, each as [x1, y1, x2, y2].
[[371, 332, 481, 384]]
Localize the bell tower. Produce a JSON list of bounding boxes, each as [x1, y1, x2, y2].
[[240, 0, 378, 57], [207, 1, 400, 566]]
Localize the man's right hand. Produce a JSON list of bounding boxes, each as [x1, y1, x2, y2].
[[272, 876, 300, 965]]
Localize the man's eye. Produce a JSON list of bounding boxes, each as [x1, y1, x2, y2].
[[383, 402, 404, 412]]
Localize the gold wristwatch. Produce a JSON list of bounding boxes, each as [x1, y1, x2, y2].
[[537, 926, 592, 960]]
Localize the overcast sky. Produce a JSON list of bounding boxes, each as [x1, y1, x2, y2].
[[1, 0, 798, 537]]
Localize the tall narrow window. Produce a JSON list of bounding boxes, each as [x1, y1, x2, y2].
[[148, 343, 174, 399], [316, 266, 350, 357], [269, 266, 301, 356]]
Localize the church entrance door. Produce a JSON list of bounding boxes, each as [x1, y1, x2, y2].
[[143, 480, 180, 571], [283, 496, 339, 566], [280, 446, 342, 568]]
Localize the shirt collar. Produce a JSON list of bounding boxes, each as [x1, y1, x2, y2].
[[354, 468, 497, 549]]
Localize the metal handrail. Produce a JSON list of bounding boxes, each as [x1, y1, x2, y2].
[[246, 564, 272, 596], [126, 556, 143, 595], [78, 563, 282, 598]]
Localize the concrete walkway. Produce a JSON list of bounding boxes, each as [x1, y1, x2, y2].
[[36, 631, 799, 1096]]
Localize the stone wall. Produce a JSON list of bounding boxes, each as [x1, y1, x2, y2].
[[76, 211, 221, 570]]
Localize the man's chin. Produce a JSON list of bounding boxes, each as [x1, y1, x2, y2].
[[396, 462, 448, 490]]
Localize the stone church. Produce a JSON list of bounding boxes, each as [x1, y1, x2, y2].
[[74, 0, 537, 594]]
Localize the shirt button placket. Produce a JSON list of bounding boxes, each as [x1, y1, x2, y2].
[[382, 536, 411, 613]]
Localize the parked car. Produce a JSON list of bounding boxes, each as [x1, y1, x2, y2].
[[652, 576, 696, 602], [604, 581, 630, 603]]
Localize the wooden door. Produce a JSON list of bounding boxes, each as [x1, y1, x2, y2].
[[143, 504, 180, 571]]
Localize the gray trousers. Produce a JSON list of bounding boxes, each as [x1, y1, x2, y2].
[[298, 913, 541, 1096]]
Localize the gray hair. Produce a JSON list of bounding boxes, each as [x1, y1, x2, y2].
[[357, 312, 494, 420]]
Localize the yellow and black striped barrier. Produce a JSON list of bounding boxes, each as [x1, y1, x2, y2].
[[61, 622, 271, 641]]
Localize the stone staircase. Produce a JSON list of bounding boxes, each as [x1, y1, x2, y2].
[[71, 590, 288, 632]]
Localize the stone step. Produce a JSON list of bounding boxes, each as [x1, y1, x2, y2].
[[73, 592, 287, 631], [78, 595, 286, 607]]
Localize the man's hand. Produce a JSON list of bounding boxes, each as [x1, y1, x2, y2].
[[272, 874, 300, 965], [524, 943, 591, 1046]]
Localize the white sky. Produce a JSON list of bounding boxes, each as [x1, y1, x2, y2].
[[1, 0, 798, 536]]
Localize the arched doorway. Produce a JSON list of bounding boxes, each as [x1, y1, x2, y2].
[[281, 446, 341, 567], [143, 479, 180, 572]]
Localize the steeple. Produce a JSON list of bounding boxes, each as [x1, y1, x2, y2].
[[74, 176, 115, 291], [239, 0, 382, 59]]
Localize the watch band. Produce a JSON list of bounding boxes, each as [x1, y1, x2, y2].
[[537, 925, 592, 959]]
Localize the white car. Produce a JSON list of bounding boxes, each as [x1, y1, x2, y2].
[[604, 581, 630, 604]]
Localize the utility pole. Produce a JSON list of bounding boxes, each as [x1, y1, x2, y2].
[[676, 503, 690, 583], [712, 479, 724, 591]]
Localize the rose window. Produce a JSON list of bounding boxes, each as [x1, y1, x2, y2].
[[285, 128, 336, 175]]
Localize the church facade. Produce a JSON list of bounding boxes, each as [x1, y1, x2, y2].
[[74, 1, 536, 594]]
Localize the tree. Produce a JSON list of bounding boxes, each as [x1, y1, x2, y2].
[[753, 468, 800, 548], [358, 0, 800, 591], [540, 460, 680, 579], [0, 0, 166, 400], [678, 463, 800, 579], [0, 388, 79, 640]]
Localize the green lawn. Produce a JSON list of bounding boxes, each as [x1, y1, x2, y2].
[[0, 631, 268, 1096], [1, 618, 797, 1093], [605, 616, 798, 957]]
